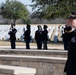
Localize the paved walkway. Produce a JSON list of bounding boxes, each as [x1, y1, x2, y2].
[[0, 46, 64, 50]]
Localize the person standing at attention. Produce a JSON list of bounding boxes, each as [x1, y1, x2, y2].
[[23, 24, 31, 49], [35, 25, 43, 49], [8, 23, 17, 49], [62, 26, 73, 50], [42, 25, 48, 50], [64, 12, 76, 75]]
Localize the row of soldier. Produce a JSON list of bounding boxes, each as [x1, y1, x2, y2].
[[8, 23, 48, 49], [8, 12, 76, 75]]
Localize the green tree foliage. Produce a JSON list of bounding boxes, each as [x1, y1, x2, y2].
[[31, 0, 76, 19], [0, 0, 29, 24]]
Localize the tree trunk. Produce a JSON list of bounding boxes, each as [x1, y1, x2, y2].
[[13, 19, 16, 25]]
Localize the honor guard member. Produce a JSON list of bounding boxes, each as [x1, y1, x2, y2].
[[42, 25, 48, 49], [35, 25, 42, 49], [8, 23, 17, 49], [64, 12, 76, 75], [23, 24, 31, 49], [62, 26, 73, 50]]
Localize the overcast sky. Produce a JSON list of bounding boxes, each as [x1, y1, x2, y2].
[[0, 0, 33, 12]]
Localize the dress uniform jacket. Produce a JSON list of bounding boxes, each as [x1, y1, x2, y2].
[[64, 29, 76, 75], [8, 27, 17, 49], [23, 29, 31, 49], [62, 28, 73, 50], [35, 30, 42, 49], [23, 29, 31, 41], [8, 28, 17, 40], [42, 30, 48, 41]]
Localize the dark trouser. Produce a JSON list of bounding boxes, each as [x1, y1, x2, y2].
[[25, 40, 30, 49], [36, 40, 42, 49], [43, 41, 47, 49], [10, 40, 16, 49], [63, 42, 69, 50]]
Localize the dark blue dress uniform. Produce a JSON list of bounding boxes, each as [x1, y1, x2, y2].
[[64, 12, 76, 75], [64, 29, 76, 75], [8, 27, 17, 49], [23, 24, 31, 49], [62, 26, 73, 50], [35, 25, 42, 49], [42, 25, 48, 49]]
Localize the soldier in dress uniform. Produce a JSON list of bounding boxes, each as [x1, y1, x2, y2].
[[23, 24, 31, 49], [42, 25, 48, 49], [8, 23, 17, 49], [62, 26, 73, 50], [35, 25, 42, 49], [64, 12, 76, 75]]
